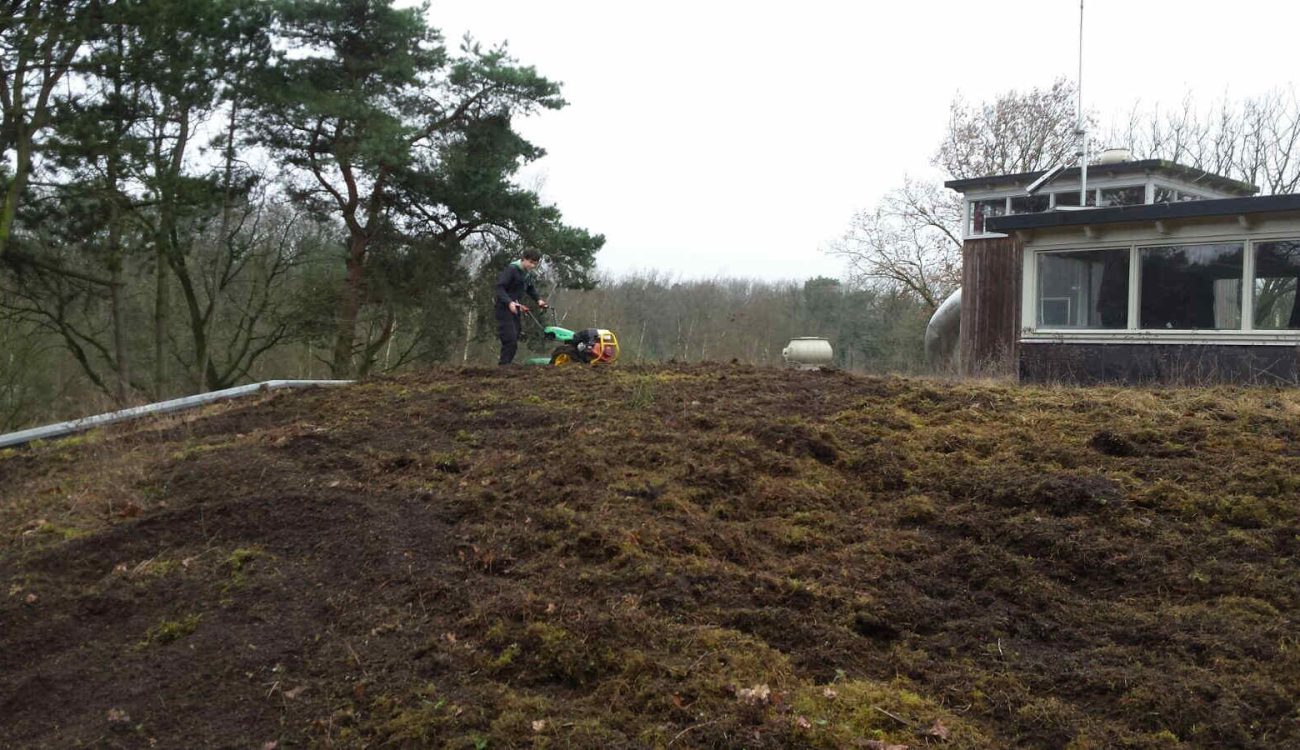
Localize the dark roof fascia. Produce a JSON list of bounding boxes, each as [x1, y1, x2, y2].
[[944, 159, 1258, 197], [985, 194, 1300, 232]]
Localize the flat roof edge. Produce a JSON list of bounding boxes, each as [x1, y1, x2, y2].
[[945, 159, 1258, 197], [985, 194, 1300, 232]]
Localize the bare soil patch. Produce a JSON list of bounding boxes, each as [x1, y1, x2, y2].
[[2, 364, 1298, 748]]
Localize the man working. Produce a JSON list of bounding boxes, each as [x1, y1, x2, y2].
[[494, 249, 547, 365]]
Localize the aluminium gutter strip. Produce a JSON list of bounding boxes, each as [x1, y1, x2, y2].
[[0, 380, 353, 450], [945, 159, 1259, 196], [986, 194, 1300, 232], [1021, 334, 1300, 346]]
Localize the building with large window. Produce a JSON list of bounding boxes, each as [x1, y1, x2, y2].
[[945, 159, 1300, 383]]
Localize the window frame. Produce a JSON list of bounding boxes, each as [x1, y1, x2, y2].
[[967, 197, 1010, 237], [964, 181, 1159, 239], [1250, 239, 1300, 331], [1021, 232, 1300, 343], [1136, 241, 1247, 331], [1097, 185, 1148, 208], [1033, 246, 1133, 331]]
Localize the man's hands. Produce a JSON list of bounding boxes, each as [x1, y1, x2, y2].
[[509, 299, 545, 314]]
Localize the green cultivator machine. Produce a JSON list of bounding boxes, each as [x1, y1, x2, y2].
[[522, 309, 620, 366]]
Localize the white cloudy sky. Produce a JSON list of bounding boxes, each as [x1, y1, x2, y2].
[[427, 0, 1299, 282]]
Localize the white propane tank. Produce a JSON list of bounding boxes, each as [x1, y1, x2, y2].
[[782, 337, 834, 369], [1096, 147, 1131, 165]]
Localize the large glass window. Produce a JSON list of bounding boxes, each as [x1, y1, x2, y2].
[[1098, 186, 1145, 207], [969, 198, 1006, 234], [1010, 195, 1049, 214], [1037, 249, 1130, 328], [1139, 243, 1244, 329], [1253, 240, 1300, 329]]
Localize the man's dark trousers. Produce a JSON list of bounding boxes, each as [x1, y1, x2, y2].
[[495, 303, 522, 365]]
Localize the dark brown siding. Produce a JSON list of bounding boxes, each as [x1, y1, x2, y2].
[[1021, 342, 1300, 385], [959, 235, 1022, 376]]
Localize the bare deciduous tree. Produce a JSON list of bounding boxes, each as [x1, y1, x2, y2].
[[1108, 88, 1300, 195], [935, 78, 1084, 180], [831, 80, 1084, 315], [827, 178, 963, 312]]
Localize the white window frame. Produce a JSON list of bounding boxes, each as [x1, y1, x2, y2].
[[967, 196, 1011, 238], [1150, 181, 1211, 204], [1248, 239, 1300, 331], [1030, 245, 1134, 332], [1039, 296, 1073, 327], [1022, 231, 1300, 345], [963, 177, 1240, 240], [1136, 241, 1248, 331], [967, 182, 1162, 238], [1096, 184, 1149, 208]]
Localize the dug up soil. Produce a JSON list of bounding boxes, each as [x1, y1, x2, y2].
[[1, 364, 1298, 748]]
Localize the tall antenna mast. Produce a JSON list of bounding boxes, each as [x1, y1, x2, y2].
[[1023, 0, 1094, 204], [1077, 0, 1088, 206]]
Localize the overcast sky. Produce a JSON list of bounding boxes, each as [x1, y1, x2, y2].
[[426, 0, 1300, 282]]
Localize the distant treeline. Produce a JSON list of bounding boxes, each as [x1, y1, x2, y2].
[[1, 268, 931, 431], [464, 272, 931, 371]]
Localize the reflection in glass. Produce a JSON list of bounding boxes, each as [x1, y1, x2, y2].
[[1098, 186, 1145, 207], [1153, 186, 1203, 203], [1139, 244, 1244, 329], [1254, 241, 1300, 329], [969, 199, 1006, 234], [1052, 190, 1098, 207], [1010, 195, 1049, 214], [1037, 249, 1129, 328]]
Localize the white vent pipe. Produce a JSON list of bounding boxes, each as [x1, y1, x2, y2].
[[0, 380, 352, 450]]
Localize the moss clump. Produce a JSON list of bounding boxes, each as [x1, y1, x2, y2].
[[785, 678, 987, 748], [1184, 493, 1282, 529], [222, 547, 267, 591], [168, 441, 229, 462], [368, 685, 455, 745], [627, 375, 657, 410], [226, 547, 262, 571], [526, 622, 617, 687], [482, 620, 618, 688], [427, 451, 464, 474], [897, 493, 938, 524], [127, 558, 179, 578], [29, 520, 86, 541], [143, 614, 201, 646], [489, 642, 521, 671]]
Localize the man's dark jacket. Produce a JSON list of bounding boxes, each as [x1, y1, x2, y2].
[[495, 261, 540, 308]]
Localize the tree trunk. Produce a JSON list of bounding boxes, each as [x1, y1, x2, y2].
[[0, 143, 32, 260], [462, 308, 474, 364], [153, 107, 191, 398], [152, 243, 169, 397], [331, 233, 368, 377], [105, 143, 130, 404], [201, 99, 240, 393], [109, 270, 131, 404]]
